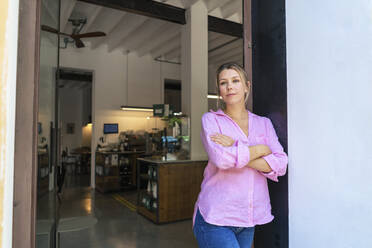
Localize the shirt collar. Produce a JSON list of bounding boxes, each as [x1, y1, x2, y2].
[[210, 108, 252, 117], [210, 109, 226, 116]]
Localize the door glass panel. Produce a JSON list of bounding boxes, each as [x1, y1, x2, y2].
[[36, 0, 60, 247]]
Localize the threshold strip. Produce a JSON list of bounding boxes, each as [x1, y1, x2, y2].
[[112, 194, 137, 212]]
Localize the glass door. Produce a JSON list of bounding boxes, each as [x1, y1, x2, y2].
[[36, 0, 60, 247]]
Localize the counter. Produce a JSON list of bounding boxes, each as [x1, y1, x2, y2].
[[137, 157, 207, 224], [137, 157, 207, 164], [95, 151, 146, 193]]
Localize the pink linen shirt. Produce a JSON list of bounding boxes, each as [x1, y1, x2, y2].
[[193, 109, 288, 227]]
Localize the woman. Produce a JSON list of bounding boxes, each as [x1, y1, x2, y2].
[[193, 62, 288, 248]]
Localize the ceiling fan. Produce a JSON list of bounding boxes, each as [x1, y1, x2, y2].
[[41, 19, 106, 48]]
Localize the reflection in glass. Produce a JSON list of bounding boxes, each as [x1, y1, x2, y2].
[[36, 0, 60, 247]]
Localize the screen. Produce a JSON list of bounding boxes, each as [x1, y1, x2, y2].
[[103, 123, 118, 134]]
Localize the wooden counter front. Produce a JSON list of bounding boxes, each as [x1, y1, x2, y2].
[[137, 158, 207, 224]]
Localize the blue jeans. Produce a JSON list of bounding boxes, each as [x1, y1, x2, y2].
[[193, 209, 255, 248]]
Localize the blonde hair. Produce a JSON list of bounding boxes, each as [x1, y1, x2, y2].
[[215, 62, 250, 109]]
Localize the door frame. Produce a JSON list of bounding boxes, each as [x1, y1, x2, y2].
[[13, 0, 257, 247], [13, 0, 41, 247]]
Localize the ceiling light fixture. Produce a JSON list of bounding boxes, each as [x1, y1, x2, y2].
[[120, 106, 153, 112], [207, 94, 222, 99]]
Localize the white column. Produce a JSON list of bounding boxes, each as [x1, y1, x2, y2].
[[0, 0, 19, 247], [181, 1, 208, 160], [287, 0, 372, 247]]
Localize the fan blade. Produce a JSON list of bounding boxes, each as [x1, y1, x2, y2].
[[74, 38, 85, 48], [41, 25, 58, 34], [41, 25, 71, 37], [72, 32, 106, 39]]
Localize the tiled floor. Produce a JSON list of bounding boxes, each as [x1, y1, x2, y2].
[[45, 174, 198, 248]]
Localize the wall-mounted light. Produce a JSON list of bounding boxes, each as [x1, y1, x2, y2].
[[120, 106, 153, 112], [207, 94, 222, 99]]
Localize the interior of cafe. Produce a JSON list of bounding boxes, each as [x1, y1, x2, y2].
[[36, 0, 246, 247]]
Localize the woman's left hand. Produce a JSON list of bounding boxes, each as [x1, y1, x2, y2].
[[210, 133, 235, 147]]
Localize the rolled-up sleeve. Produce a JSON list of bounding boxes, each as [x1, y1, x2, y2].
[[201, 113, 250, 170], [261, 118, 288, 182]]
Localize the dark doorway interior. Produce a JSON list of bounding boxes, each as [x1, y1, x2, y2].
[[164, 79, 181, 113], [58, 68, 92, 189], [251, 0, 288, 247]]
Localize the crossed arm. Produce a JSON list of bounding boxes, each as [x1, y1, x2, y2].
[[201, 113, 288, 181], [210, 133, 273, 173]]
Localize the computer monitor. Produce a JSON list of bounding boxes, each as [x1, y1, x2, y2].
[[103, 123, 118, 134]]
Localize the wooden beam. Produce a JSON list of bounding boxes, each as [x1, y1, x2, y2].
[[78, 0, 186, 24], [78, 0, 242, 39], [208, 15, 243, 38]]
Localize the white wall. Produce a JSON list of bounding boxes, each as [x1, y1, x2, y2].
[[59, 87, 83, 152], [127, 52, 161, 107], [60, 44, 179, 186], [286, 1, 372, 247]]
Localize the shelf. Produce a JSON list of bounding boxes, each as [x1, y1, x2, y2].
[[137, 159, 207, 224], [139, 189, 157, 200], [96, 175, 119, 178], [120, 175, 132, 178], [96, 152, 142, 193], [140, 174, 150, 180]]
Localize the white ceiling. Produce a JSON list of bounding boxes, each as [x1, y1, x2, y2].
[[58, 0, 243, 65]]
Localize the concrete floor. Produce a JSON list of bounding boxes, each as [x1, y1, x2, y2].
[[38, 174, 198, 248]]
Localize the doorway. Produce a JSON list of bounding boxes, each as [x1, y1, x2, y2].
[[164, 79, 181, 113], [58, 68, 93, 189], [15, 1, 286, 247]]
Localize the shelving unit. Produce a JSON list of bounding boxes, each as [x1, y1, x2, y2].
[[95, 151, 145, 193], [137, 164, 159, 221], [137, 158, 207, 224]]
